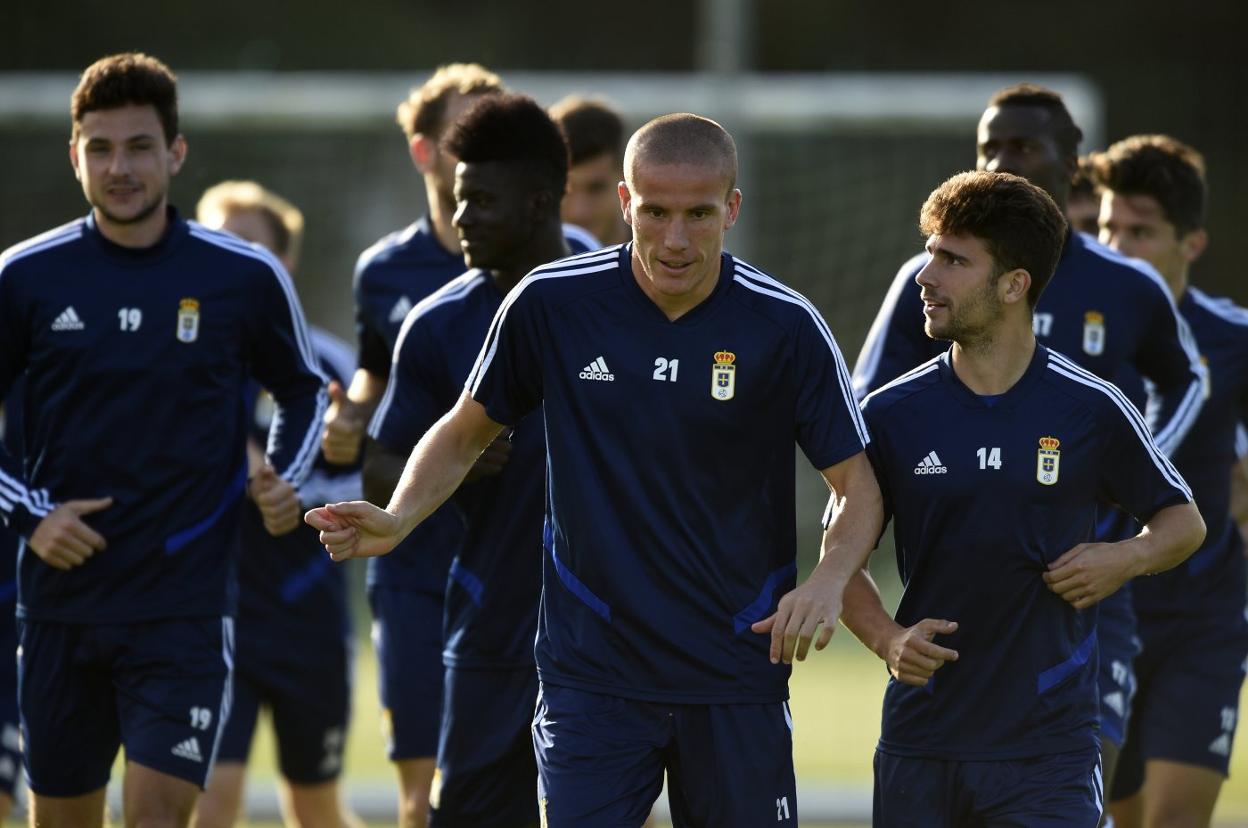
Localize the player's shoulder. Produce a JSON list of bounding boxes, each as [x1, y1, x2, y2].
[[727, 254, 829, 331], [1071, 233, 1171, 301], [861, 355, 943, 419], [0, 218, 88, 276], [1039, 347, 1138, 422], [561, 223, 602, 254], [402, 269, 490, 331], [1186, 286, 1248, 332], [185, 221, 287, 281], [507, 244, 624, 305], [354, 220, 433, 280]]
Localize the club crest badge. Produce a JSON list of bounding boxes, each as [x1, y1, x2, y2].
[[176, 298, 200, 343], [1082, 310, 1105, 356], [711, 350, 736, 401], [1036, 436, 1061, 486]]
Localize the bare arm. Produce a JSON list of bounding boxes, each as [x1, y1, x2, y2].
[[840, 567, 960, 687], [305, 391, 504, 560], [1044, 501, 1205, 609], [751, 450, 883, 664]]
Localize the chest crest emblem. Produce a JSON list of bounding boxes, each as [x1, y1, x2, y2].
[[1036, 436, 1061, 486], [711, 350, 736, 401], [176, 298, 200, 343], [1082, 311, 1105, 356]]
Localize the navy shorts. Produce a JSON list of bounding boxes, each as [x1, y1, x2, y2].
[[873, 748, 1102, 827], [1110, 611, 1248, 799], [533, 682, 796, 828], [1096, 586, 1141, 748], [0, 608, 20, 797], [18, 617, 233, 797], [215, 626, 352, 784], [429, 665, 538, 827], [369, 586, 444, 760]]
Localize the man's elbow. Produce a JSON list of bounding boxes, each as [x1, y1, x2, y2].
[[1166, 502, 1207, 568]]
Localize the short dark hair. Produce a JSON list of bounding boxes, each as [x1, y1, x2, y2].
[[920, 170, 1068, 308], [395, 63, 504, 141], [1091, 135, 1207, 236], [1069, 153, 1101, 202], [624, 113, 737, 195], [442, 93, 569, 203], [987, 83, 1083, 158], [71, 53, 179, 144], [549, 96, 625, 166]]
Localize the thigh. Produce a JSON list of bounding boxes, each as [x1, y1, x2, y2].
[[872, 751, 954, 828], [18, 620, 120, 797], [534, 683, 666, 828], [969, 750, 1102, 828], [212, 665, 259, 767], [667, 700, 797, 828], [370, 586, 444, 760], [269, 634, 353, 785], [430, 666, 539, 828], [113, 617, 233, 790]]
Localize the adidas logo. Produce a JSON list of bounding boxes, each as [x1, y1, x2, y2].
[[913, 451, 948, 475], [579, 357, 615, 382], [1102, 691, 1125, 718], [51, 306, 85, 331], [1209, 733, 1231, 757], [171, 736, 203, 762], [389, 295, 413, 324]]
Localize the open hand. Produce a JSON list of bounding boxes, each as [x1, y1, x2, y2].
[[751, 574, 842, 665]]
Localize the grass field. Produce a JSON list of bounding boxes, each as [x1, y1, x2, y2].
[[223, 631, 1248, 827]]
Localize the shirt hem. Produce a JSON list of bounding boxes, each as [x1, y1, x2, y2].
[[537, 668, 788, 705]]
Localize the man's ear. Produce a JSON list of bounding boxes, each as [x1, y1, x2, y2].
[[1002, 267, 1032, 306], [1179, 227, 1209, 264], [409, 134, 436, 173]]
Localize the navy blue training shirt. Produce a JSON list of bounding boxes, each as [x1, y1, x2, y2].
[[370, 270, 545, 670], [853, 232, 1204, 457], [1130, 287, 1248, 620], [862, 345, 1193, 760], [0, 210, 327, 623], [467, 244, 869, 703], [356, 219, 596, 593]]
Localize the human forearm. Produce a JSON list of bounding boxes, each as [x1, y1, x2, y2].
[[1121, 501, 1206, 577], [347, 368, 386, 418], [839, 568, 903, 661]]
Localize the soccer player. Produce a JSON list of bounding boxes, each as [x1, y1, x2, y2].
[[308, 113, 882, 827], [327, 65, 597, 828], [549, 95, 630, 246], [843, 169, 1205, 827], [1093, 136, 1248, 828], [368, 93, 569, 828], [0, 54, 325, 828], [194, 181, 362, 828], [1068, 153, 1103, 235], [851, 83, 1205, 787]]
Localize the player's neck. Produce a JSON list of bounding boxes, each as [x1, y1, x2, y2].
[[951, 323, 1036, 395], [490, 227, 569, 295], [425, 181, 461, 256], [1163, 269, 1189, 302], [93, 200, 170, 249]]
